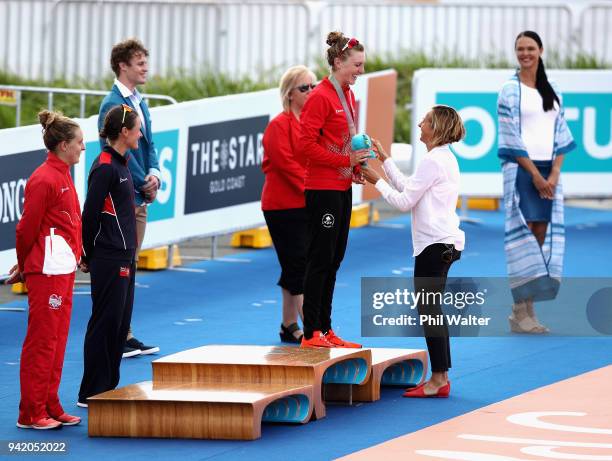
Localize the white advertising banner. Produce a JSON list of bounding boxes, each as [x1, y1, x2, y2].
[[0, 70, 390, 275], [412, 69, 612, 197]]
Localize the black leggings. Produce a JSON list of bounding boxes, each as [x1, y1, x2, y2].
[[414, 243, 460, 373], [302, 189, 352, 339]]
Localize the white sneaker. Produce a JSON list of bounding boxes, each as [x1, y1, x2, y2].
[[76, 401, 88, 408], [122, 347, 142, 358]]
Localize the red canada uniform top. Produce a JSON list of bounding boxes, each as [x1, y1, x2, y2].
[[16, 152, 82, 275], [261, 111, 306, 210], [299, 76, 355, 191]]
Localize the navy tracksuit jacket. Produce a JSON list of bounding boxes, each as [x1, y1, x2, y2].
[[79, 146, 137, 402]]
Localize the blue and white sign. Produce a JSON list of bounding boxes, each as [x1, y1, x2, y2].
[[412, 69, 612, 197]]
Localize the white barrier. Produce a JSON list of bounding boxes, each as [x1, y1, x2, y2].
[[412, 69, 612, 197], [0, 70, 393, 275]]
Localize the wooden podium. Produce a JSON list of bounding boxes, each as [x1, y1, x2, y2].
[[87, 345, 427, 440]]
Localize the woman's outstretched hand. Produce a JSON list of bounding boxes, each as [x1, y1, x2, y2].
[[372, 138, 389, 162]]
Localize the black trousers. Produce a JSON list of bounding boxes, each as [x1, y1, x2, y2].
[[78, 257, 135, 402], [264, 208, 308, 295], [302, 189, 352, 339], [414, 243, 460, 373]]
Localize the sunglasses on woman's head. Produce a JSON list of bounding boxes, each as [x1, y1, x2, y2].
[[295, 83, 316, 93], [121, 104, 133, 126], [341, 37, 359, 54]]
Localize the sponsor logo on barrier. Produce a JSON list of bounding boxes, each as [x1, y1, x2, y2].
[[0, 149, 46, 252], [148, 129, 179, 222], [436, 92, 612, 172], [185, 115, 268, 214]]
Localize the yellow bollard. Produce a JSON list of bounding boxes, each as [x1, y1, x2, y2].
[[230, 227, 272, 249]]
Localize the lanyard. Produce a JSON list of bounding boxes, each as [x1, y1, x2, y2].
[[329, 74, 357, 137]]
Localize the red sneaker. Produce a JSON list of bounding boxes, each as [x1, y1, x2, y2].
[[53, 413, 81, 426], [325, 329, 362, 348], [300, 331, 336, 348], [16, 417, 62, 430]]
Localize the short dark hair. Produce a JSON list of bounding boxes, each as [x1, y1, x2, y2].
[[110, 38, 149, 77], [100, 105, 139, 142]]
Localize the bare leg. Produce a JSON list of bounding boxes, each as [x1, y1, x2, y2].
[[527, 221, 548, 247], [522, 221, 550, 332], [281, 289, 303, 340], [422, 371, 448, 395], [509, 300, 546, 333], [295, 293, 304, 323], [525, 297, 549, 332]]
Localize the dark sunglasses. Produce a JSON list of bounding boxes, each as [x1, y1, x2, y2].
[[121, 103, 133, 126], [294, 83, 316, 93]]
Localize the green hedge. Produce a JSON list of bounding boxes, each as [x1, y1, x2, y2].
[[1, 52, 607, 142]]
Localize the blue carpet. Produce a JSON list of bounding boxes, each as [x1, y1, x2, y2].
[[1, 205, 611, 460]]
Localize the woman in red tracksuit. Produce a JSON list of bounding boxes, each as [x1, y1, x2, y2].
[[10, 111, 84, 430], [298, 31, 371, 348]]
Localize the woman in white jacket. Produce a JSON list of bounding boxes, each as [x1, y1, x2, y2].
[[363, 105, 465, 398]]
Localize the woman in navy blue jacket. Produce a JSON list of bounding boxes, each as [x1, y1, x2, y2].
[[78, 104, 141, 406]]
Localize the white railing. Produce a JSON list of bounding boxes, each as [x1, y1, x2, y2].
[[0, 84, 177, 126], [1, 0, 610, 82]]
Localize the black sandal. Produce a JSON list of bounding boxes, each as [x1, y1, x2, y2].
[[279, 323, 303, 344]]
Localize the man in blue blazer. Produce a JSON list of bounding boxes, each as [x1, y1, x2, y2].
[[98, 38, 160, 358]]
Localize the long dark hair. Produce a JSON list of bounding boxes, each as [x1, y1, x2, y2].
[[515, 31, 559, 112]]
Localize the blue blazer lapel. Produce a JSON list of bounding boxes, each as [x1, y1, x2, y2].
[[114, 85, 149, 143], [138, 99, 150, 142]]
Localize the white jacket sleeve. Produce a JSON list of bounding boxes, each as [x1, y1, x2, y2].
[[381, 158, 408, 192], [375, 157, 439, 212]]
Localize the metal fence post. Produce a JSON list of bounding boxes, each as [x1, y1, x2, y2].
[[79, 93, 86, 119], [15, 90, 22, 127]]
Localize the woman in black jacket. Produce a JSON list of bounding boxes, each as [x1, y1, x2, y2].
[[78, 104, 141, 406]]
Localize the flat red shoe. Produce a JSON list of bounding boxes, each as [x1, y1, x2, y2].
[[324, 329, 362, 348], [404, 382, 426, 393], [403, 381, 450, 398]]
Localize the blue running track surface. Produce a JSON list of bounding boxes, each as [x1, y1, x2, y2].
[[1, 206, 611, 460]]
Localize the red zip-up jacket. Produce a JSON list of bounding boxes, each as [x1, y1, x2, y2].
[[299, 76, 355, 191], [16, 152, 82, 276], [261, 111, 306, 210]]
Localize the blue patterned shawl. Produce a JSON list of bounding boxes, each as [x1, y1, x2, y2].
[[497, 72, 576, 301]]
